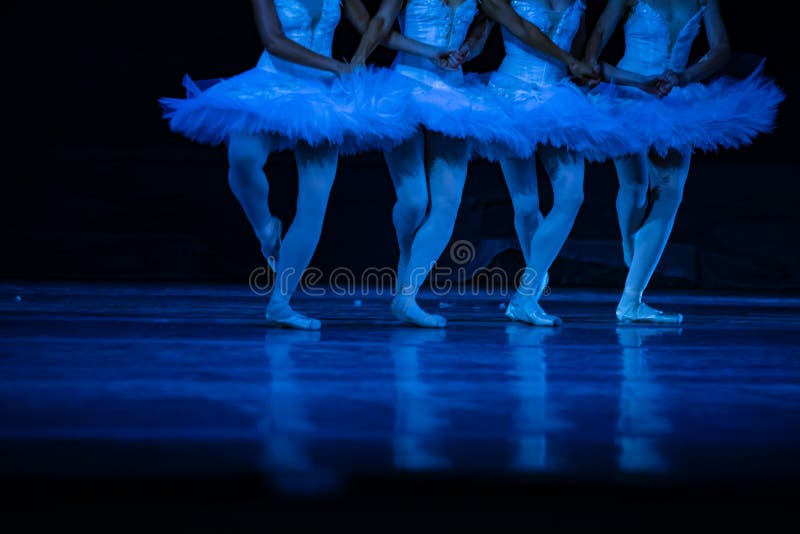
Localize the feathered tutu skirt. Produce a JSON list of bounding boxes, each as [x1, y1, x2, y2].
[[592, 61, 785, 156], [485, 71, 642, 161], [160, 64, 418, 155], [391, 63, 532, 159]]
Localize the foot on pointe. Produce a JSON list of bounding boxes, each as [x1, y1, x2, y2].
[[616, 300, 683, 325], [259, 217, 282, 273], [505, 295, 562, 327], [265, 303, 321, 330], [391, 296, 446, 328]]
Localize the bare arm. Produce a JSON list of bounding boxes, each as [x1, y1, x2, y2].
[[480, 0, 596, 79], [348, 0, 451, 67], [678, 0, 731, 85], [654, 0, 731, 95], [571, 13, 588, 58], [251, 0, 349, 75], [452, 11, 495, 65], [582, 0, 656, 89], [584, 0, 629, 66]]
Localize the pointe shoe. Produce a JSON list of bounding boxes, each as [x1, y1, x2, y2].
[[391, 296, 447, 329], [616, 301, 683, 325], [260, 217, 282, 273], [505, 299, 562, 327], [265, 305, 321, 330]]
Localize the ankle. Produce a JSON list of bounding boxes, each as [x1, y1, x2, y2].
[[395, 285, 418, 300], [621, 287, 643, 304], [267, 297, 291, 314]]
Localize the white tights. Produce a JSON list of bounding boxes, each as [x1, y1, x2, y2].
[[614, 148, 691, 322], [228, 132, 338, 328], [384, 130, 469, 327], [501, 145, 585, 324]]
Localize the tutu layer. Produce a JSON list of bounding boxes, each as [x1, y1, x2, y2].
[[488, 72, 643, 161], [160, 66, 418, 155], [594, 62, 785, 156], [394, 65, 532, 159]]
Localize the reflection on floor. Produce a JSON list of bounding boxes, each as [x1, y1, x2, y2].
[[2, 283, 800, 500]]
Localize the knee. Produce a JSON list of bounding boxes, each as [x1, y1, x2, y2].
[[428, 193, 462, 224], [511, 192, 540, 223], [395, 192, 428, 225], [553, 173, 584, 215], [653, 183, 684, 213], [558, 187, 584, 216], [228, 141, 265, 177], [618, 180, 648, 206]]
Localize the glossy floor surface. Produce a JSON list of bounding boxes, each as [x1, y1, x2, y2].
[[1, 283, 800, 496]]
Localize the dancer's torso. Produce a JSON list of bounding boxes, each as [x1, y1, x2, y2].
[[256, 0, 341, 78], [497, 0, 584, 86], [618, 0, 706, 76], [394, 0, 478, 78]]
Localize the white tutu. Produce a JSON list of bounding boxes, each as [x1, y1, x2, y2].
[[593, 62, 784, 156], [160, 65, 417, 155], [598, 1, 785, 156], [488, 72, 643, 161], [478, 0, 640, 161], [393, 65, 531, 159]]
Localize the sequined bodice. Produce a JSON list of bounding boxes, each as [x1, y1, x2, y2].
[[498, 0, 585, 85], [618, 1, 705, 76], [395, 0, 478, 72], [256, 0, 341, 77]]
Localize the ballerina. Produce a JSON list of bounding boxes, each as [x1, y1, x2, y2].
[[584, 0, 783, 324], [351, 0, 597, 328], [161, 0, 455, 329], [452, 0, 636, 326]]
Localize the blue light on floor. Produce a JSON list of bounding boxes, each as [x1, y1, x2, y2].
[[1, 283, 799, 493]]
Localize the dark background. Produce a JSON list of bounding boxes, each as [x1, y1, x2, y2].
[[1, 0, 796, 289]]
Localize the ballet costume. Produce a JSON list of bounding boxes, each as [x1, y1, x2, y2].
[[391, 0, 531, 158], [596, 0, 783, 324], [160, 0, 415, 330], [601, 0, 784, 156], [486, 0, 639, 326], [160, 0, 415, 154], [487, 0, 639, 161], [386, 0, 528, 328]]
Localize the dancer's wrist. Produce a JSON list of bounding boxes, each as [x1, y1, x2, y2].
[[335, 61, 355, 76]]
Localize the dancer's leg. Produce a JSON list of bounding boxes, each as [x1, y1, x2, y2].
[[228, 132, 282, 264], [501, 147, 584, 326], [500, 155, 541, 266], [617, 148, 691, 324], [522, 146, 584, 325], [384, 132, 429, 291], [499, 154, 548, 325], [266, 142, 339, 330], [392, 132, 469, 328], [614, 153, 650, 267]]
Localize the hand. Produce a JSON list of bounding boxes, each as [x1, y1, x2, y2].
[[568, 58, 601, 83], [654, 70, 682, 97], [582, 61, 603, 89], [337, 62, 357, 76], [446, 44, 472, 68], [350, 54, 367, 68], [429, 49, 459, 71], [638, 76, 663, 96]]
